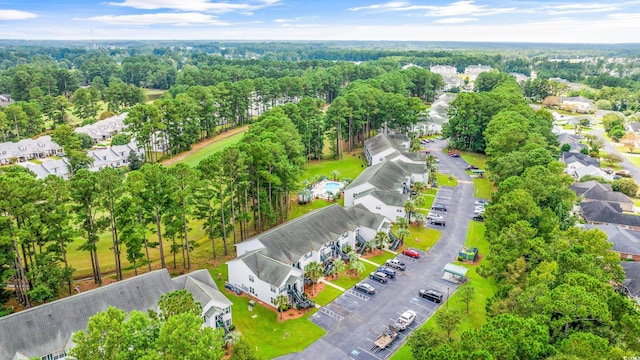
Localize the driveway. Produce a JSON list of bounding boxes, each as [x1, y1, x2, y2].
[[285, 139, 478, 360]]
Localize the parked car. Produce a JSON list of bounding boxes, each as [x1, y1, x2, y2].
[[394, 310, 417, 331], [422, 149, 431, 154], [430, 219, 446, 226], [448, 152, 460, 157], [427, 213, 444, 221], [354, 282, 376, 294], [431, 204, 447, 212], [403, 248, 421, 258], [472, 215, 484, 222], [427, 138, 434, 143], [385, 258, 407, 271], [613, 175, 622, 180], [419, 288, 443, 303], [369, 271, 389, 283], [465, 165, 479, 170], [377, 266, 397, 278], [420, 139, 428, 144], [474, 200, 489, 206]]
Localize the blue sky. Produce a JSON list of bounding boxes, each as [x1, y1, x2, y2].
[[1, 0, 640, 43]]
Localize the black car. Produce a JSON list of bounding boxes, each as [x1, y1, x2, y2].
[[465, 165, 479, 170], [431, 204, 447, 212], [377, 266, 397, 278], [472, 215, 484, 222], [369, 271, 388, 283], [419, 288, 443, 303]]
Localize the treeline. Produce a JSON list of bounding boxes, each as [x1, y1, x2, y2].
[[410, 78, 640, 358], [0, 105, 306, 314]]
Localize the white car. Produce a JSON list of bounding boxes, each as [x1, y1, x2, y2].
[[427, 213, 444, 221]]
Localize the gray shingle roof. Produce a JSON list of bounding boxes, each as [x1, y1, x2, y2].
[[0, 268, 229, 359], [580, 200, 640, 227], [584, 224, 640, 255], [346, 203, 387, 230], [557, 133, 587, 153], [345, 161, 413, 192], [355, 188, 408, 207], [364, 134, 404, 156], [562, 152, 600, 167], [629, 122, 640, 132], [236, 249, 302, 287], [572, 181, 633, 204], [172, 269, 232, 310], [622, 262, 640, 299], [251, 204, 359, 264]]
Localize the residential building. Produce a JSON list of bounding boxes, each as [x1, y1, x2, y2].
[[557, 133, 587, 153], [464, 65, 492, 81], [561, 96, 596, 113], [429, 65, 457, 77], [579, 200, 640, 230], [0, 269, 232, 360], [352, 189, 407, 221], [621, 262, 640, 304], [0, 94, 14, 107], [585, 224, 640, 261], [0, 135, 64, 165], [364, 133, 424, 166], [343, 161, 426, 207], [572, 181, 633, 211], [87, 141, 142, 172], [18, 158, 72, 180], [509, 72, 529, 83], [228, 204, 387, 308], [75, 113, 127, 143]]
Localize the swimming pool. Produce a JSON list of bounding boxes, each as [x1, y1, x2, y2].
[[325, 181, 342, 193]]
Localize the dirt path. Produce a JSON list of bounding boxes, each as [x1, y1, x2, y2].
[[161, 125, 249, 166]]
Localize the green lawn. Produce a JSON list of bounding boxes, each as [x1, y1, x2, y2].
[[208, 265, 325, 359], [465, 221, 488, 256], [288, 199, 335, 220], [301, 149, 367, 183], [171, 131, 245, 167], [367, 250, 396, 265], [328, 262, 378, 290], [312, 285, 343, 306], [145, 89, 166, 102], [472, 177, 492, 200], [460, 152, 487, 169], [437, 173, 458, 187], [398, 225, 441, 252]]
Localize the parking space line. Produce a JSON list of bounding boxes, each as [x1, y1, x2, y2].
[[356, 346, 384, 360]]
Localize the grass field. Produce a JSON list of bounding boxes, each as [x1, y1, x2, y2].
[[437, 173, 458, 187], [145, 89, 166, 103], [472, 177, 492, 200], [328, 262, 378, 290], [460, 152, 487, 169], [397, 225, 441, 252], [312, 285, 343, 306], [288, 199, 335, 220], [301, 149, 367, 183], [171, 132, 245, 167], [367, 250, 397, 265]]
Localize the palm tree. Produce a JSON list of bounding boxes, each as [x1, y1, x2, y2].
[[413, 213, 426, 227], [304, 261, 324, 296], [373, 231, 389, 254], [224, 330, 242, 351], [349, 257, 365, 276], [331, 258, 346, 279], [273, 294, 289, 320], [404, 200, 416, 221], [396, 227, 411, 243], [330, 169, 341, 181], [414, 194, 426, 209], [412, 181, 427, 193], [396, 217, 409, 230]]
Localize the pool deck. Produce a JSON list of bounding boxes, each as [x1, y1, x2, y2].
[[312, 180, 344, 200]]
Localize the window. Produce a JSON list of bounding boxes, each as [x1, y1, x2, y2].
[[397, 209, 403, 213], [379, 157, 384, 161], [270, 285, 277, 293], [375, 205, 381, 210], [249, 287, 255, 294], [225, 306, 231, 314], [249, 275, 254, 283]]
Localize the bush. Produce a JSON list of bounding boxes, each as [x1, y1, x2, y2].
[[111, 133, 132, 146], [228, 324, 236, 331]]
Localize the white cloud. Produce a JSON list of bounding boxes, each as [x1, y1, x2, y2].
[[83, 12, 228, 25], [0, 9, 37, 20], [349, 1, 515, 17], [349, 1, 410, 11], [434, 17, 478, 24], [543, 3, 619, 15], [107, 0, 280, 13]]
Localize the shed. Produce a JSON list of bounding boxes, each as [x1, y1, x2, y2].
[[471, 169, 485, 178], [443, 263, 469, 284]]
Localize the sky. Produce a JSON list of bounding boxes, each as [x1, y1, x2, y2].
[[1, 0, 640, 43]]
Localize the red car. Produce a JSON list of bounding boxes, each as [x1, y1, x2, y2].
[[403, 248, 421, 258]]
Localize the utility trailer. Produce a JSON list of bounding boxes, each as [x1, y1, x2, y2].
[[371, 325, 398, 352]]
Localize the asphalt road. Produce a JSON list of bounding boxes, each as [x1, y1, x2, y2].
[[590, 128, 640, 184], [282, 139, 481, 360]]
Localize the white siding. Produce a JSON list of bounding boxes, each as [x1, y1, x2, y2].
[[235, 239, 265, 256], [344, 183, 374, 207], [369, 148, 397, 166], [354, 195, 405, 222]]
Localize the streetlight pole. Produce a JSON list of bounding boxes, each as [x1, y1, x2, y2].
[[447, 287, 450, 307]]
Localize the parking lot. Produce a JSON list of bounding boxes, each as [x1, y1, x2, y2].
[[293, 139, 478, 360]]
